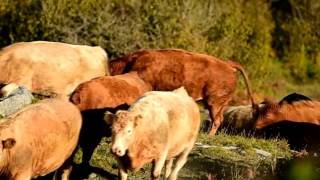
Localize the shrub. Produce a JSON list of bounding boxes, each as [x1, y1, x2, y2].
[[271, 0, 320, 81], [0, 0, 318, 83]]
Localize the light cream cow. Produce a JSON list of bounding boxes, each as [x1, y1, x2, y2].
[[0, 41, 109, 97], [105, 87, 200, 180]]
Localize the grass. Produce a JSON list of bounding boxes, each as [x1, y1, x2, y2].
[[70, 99, 295, 180], [73, 131, 292, 180]]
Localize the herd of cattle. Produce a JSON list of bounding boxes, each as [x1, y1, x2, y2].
[[0, 41, 319, 180]]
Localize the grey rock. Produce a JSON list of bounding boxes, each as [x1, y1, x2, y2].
[[0, 86, 33, 117]]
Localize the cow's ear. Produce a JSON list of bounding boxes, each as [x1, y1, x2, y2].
[[134, 114, 143, 126], [104, 111, 116, 124], [2, 138, 16, 149], [70, 92, 81, 104]]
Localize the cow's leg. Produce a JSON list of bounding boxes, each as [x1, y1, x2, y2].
[[165, 159, 173, 179], [80, 109, 111, 168], [61, 166, 72, 180], [13, 170, 32, 180], [207, 95, 232, 135], [152, 148, 168, 180], [118, 168, 128, 180], [167, 146, 192, 180], [60, 157, 73, 180], [116, 157, 128, 180], [207, 105, 223, 135]]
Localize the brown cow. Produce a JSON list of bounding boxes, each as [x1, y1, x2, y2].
[[254, 93, 319, 129], [223, 93, 317, 129], [255, 93, 320, 151], [0, 41, 109, 97], [70, 71, 151, 111], [0, 98, 82, 180], [69, 72, 151, 171], [109, 49, 256, 135], [224, 93, 320, 151], [105, 87, 200, 180]]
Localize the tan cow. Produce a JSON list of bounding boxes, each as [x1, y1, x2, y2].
[[0, 98, 82, 180], [109, 49, 257, 135], [0, 41, 109, 97], [105, 87, 200, 180]]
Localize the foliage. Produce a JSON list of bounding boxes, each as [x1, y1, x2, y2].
[[0, 0, 275, 80], [0, 0, 318, 93], [271, 0, 320, 81]]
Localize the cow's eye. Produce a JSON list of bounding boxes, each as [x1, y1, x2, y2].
[[127, 129, 132, 134]]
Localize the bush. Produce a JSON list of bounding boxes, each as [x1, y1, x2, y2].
[[271, 0, 320, 81], [0, 0, 318, 83]]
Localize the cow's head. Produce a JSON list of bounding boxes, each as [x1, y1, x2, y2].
[[105, 110, 142, 157], [0, 83, 19, 97]]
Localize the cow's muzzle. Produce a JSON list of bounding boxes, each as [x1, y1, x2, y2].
[[112, 146, 125, 157]]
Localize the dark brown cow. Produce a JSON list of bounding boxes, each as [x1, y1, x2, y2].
[[69, 72, 151, 172], [224, 93, 320, 151], [109, 49, 257, 135], [255, 93, 320, 152], [255, 93, 319, 129]]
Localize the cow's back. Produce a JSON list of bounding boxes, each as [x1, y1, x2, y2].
[[162, 88, 200, 157], [0, 41, 109, 96], [111, 49, 236, 100], [132, 88, 200, 158], [70, 72, 151, 110], [2, 98, 82, 177]]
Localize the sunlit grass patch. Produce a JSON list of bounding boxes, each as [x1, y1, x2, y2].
[[73, 131, 291, 179]]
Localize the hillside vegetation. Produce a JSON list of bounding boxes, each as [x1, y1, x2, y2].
[[0, 0, 319, 99]]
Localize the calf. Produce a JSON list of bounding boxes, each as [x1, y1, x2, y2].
[[105, 87, 200, 180], [109, 49, 257, 135], [0, 98, 82, 179]]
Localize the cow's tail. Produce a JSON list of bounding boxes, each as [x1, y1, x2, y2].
[[227, 61, 259, 116]]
